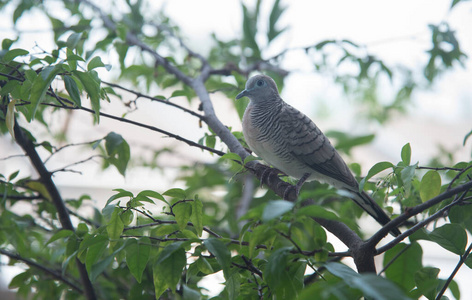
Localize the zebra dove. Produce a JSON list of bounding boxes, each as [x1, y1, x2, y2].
[[236, 74, 400, 236]]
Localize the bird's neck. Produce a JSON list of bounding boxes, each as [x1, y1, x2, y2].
[[249, 99, 283, 122]]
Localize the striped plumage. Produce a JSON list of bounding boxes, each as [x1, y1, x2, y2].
[[236, 74, 400, 236]]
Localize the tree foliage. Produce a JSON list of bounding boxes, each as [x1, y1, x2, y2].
[[0, 0, 471, 299]]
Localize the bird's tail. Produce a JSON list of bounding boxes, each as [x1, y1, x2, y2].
[[351, 191, 401, 236]]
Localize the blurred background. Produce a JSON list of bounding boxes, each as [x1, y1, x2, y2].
[[1, 0, 471, 298]]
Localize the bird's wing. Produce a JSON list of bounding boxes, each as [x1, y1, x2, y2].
[[279, 104, 358, 188]]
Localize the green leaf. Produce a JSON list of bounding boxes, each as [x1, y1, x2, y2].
[[221, 152, 243, 164], [6, 99, 18, 140], [173, 202, 192, 230], [107, 207, 124, 240], [267, 0, 286, 42], [182, 284, 201, 300], [428, 224, 467, 255], [155, 242, 184, 265], [63, 75, 81, 107], [414, 267, 440, 300], [359, 161, 394, 192], [262, 200, 293, 222], [90, 254, 114, 282], [264, 247, 290, 289], [155, 247, 186, 292], [400, 163, 418, 191], [419, 170, 441, 202], [85, 238, 109, 275], [296, 205, 340, 221], [66, 32, 83, 49], [401, 143, 411, 166], [88, 56, 111, 71], [204, 238, 231, 278], [383, 242, 423, 291], [2, 48, 29, 62], [449, 204, 472, 233], [163, 188, 186, 200], [191, 197, 204, 237], [126, 237, 151, 283], [106, 189, 134, 206], [28, 64, 63, 121], [136, 190, 168, 205], [463, 129, 472, 146], [226, 272, 240, 300], [72, 70, 101, 122], [326, 263, 410, 300], [104, 132, 130, 175], [46, 229, 74, 245], [9, 271, 31, 289], [153, 262, 169, 299], [196, 256, 213, 274]]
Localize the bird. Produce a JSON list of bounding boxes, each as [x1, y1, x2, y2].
[[236, 74, 401, 236]]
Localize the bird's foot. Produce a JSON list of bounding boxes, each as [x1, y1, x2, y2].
[[260, 167, 285, 188], [281, 173, 311, 200]]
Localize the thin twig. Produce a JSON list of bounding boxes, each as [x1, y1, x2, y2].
[[102, 81, 204, 119], [435, 242, 472, 300], [368, 180, 472, 248], [375, 189, 471, 254]]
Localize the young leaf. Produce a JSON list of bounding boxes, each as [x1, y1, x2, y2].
[[6, 99, 18, 140], [359, 161, 393, 192], [126, 237, 151, 283], [419, 170, 441, 202], [262, 200, 293, 222], [401, 143, 411, 166]]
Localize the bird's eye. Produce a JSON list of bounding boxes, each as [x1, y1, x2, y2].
[[256, 80, 264, 87]]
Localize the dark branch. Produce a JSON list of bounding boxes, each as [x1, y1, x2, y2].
[[13, 121, 97, 300], [368, 179, 472, 249], [0, 248, 83, 293]]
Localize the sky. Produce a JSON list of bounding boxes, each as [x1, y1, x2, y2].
[[1, 0, 472, 297]]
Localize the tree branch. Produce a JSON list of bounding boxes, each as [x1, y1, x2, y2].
[[13, 121, 97, 300], [435, 242, 472, 300], [0, 248, 83, 293], [368, 179, 472, 249]]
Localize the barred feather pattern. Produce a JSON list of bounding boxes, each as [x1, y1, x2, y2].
[[239, 74, 400, 236]]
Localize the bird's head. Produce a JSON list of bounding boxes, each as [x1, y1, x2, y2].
[[235, 74, 280, 103]]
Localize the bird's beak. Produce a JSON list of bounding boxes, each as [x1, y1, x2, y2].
[[235, 89, 248, 100]]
